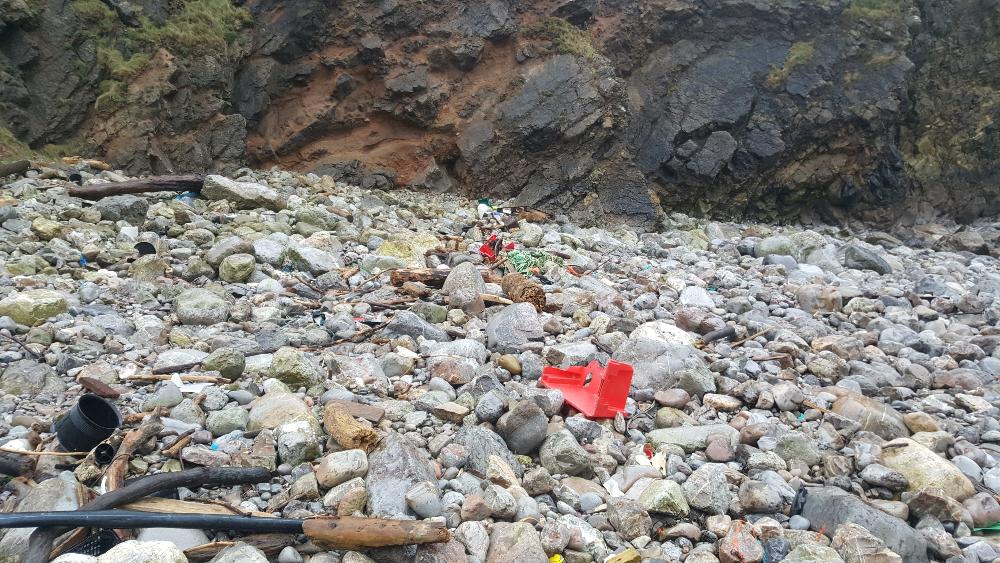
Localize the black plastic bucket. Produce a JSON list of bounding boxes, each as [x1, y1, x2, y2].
[[55, 394, 122, 452]]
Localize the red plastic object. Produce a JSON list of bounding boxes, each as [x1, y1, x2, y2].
[[479, 235, 515, 262], [540, 360, 633, 419], [479, 234, 500, 261]]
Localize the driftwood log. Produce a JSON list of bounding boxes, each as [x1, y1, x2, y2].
[[389, 267, 493, 289], [0, 160, 30, 178], [68, 174, 204, 200], [501, 273, 545, 311], [389, 268, 451, 288], [323, 403, 379, 452]]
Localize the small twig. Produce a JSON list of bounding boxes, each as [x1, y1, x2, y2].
[[332, 318, 392, 345], [162, 429, 196, 458], [731, 327, 774, 347], [151, 361, 202, 375], [0, 333, 38, 360]]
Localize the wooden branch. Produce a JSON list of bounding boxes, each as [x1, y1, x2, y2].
[[126, 373, 230, 384], [0, 160, 30, 178], [162, 429, 196, 458], [36, 465, 271, 561], [68, 174, 204, 200], [151, 361, 202, 375], [302, 516, 449, 550], [105, 418, 164, 493], [390, 268, 451, 288], [481, 293, 513, 305], [77, 376, 120, 398], [123, 496, 272, 518], [185, 534, 296, 561]]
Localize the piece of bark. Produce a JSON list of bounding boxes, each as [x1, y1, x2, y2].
[[185, 534, 296, 561], [389, 268, 451, 288], [302, 516, 449, 550], [68, 174, 203, 200], [0, 452, 34, 477], [323, 399, 384, 423], [123, 497, 272, 518], [323, 404, 379, 452], [77, 377, 120, 398], [31, 465, 270, 562], [0, 160, 30, 178], [501, 273, 546, 311]]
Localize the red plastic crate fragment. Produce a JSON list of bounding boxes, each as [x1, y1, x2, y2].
[[540, 360, 633, 419]]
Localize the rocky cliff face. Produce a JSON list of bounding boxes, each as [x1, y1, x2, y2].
[[0, 0, 996, 224]]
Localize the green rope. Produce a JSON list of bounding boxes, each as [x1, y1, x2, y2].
[[506, 249, 563, 275]]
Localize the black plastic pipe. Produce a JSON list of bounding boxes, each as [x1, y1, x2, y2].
[[0, 510, 303, 533]]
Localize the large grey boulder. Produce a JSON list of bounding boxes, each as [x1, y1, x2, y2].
[[201, 175, 287, 210], [486, 303, 544, 353], [0, 359, 65, 395], [801, 487, 928, 563], [366, 432, 438, 518]]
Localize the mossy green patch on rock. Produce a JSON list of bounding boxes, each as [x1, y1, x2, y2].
[[69, 0, 250, 114], [524, 17, 600, 61], [845, 0, 908, 22], [136, 0, 251, 57], [269, 347, 323, 389], [0, 127, 34, 160], [767, 41, 815, 86], [0, 289, 69, 326]]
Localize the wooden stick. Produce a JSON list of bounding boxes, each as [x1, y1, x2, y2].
[[126, 373, 230, 384], [0, 333, 38, 360], [123, 496, 273, 518], [389, 268, 451, 288], [731, 327, 773, 347], [105, 418, 164, 493], [302, 516, 449, 550], [162, 429, 196, 458], [481, 293, 513, 305], [68, 174, 204, 200], [331, 319, 391, 345], [38, 465, 270, 561], [185, 534, 296, 560], [151, 361, 202, 375]]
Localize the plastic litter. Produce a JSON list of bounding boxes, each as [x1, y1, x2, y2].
[[479, 234, 506, 262], [507, 249, 562, 275], [54, 394, 122, 452], [540, 360, 633, 419]]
